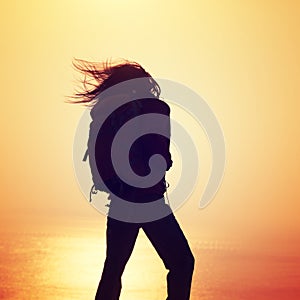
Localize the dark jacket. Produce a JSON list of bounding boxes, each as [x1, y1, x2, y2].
[[88, 97, 172, 202]]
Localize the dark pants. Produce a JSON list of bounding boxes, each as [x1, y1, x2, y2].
[[95, 212, 194, 300]]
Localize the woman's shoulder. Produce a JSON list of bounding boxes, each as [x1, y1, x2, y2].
[[138, 98, 170, 115], [90, 97, 170, 122]]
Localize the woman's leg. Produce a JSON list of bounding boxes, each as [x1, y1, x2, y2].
[[95, 217, 139, 300], [142, 212, 194, 300]]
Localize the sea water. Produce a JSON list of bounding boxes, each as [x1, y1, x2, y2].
[[1, 224, 300, 300]]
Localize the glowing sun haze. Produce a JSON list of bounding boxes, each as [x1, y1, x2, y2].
[[1, 1, 300, 299]]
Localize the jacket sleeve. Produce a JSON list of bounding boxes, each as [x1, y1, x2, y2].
[[138, 101, 173, 172], [153, 104, 173, 171]]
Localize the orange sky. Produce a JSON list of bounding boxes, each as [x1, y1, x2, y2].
[[0, 0, 300, 242]]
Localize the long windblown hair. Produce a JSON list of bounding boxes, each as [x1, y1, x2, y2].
[[69, 58, 161, 106]]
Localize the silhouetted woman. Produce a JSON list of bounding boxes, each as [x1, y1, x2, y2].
[[71, 59, 194, 300]]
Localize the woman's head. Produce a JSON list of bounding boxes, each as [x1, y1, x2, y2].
[[70, 59, 160, 106]]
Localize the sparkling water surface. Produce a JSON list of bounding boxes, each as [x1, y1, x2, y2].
[[1, 224, 300, 300]]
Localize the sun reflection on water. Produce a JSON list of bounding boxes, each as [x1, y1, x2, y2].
[[1, 225, 300, 300]]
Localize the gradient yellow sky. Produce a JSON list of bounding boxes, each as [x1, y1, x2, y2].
[[1, 0, 299, 240]]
